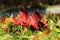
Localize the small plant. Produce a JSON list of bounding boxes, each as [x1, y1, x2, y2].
[[0, 7, 60, 40]]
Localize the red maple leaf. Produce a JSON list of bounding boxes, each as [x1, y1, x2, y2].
[[19, 7, 31, 26], [12, 6, 30, 26], [30, 9, 42, 29]]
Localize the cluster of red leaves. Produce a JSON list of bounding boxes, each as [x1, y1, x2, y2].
[[12, 7, 48, 29]]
